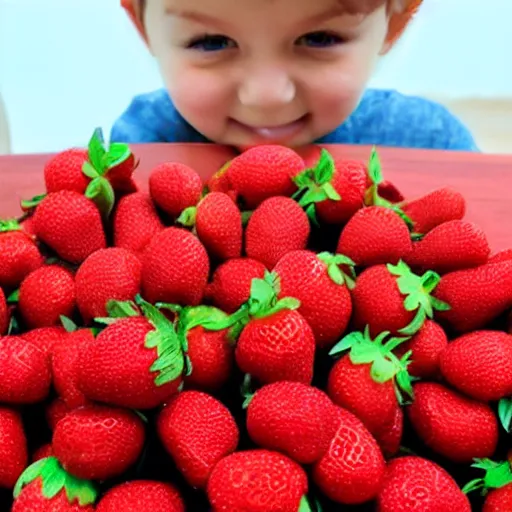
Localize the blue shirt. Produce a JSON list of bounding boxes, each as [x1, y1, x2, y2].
[[110, 88, 478, 151]]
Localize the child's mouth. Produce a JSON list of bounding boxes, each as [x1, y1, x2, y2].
[[233, 115, 309, 143]]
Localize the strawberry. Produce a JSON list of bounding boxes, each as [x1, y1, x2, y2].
[[106, 152, 139, 192], [96, 481, 185, 512], [401, 187, 467, 235], [377, 456, 471, 512], [113, 192, 164, 254], [352, 261, 450, 337], [22, 326, 66, 357], [178, 192, 242, 261], [394, 319, 448, 378], [157, 390, 239, 489], [312, 407, 386, 505], [205, 258, 267, 313], [0, 287, 8, 335], [207, 450, 309, 511], [33, 191, 106, 264], [434, 260, 512, 333], [405, 220, 490, 274], [0, 335, 51, 404], [206, 160, 237, 202], [75, 247, 142, 322], [246, 381, 338, 464], [378, 180, 404, 204], [0, 407, 27, 489], [46, 399, 72, 431], [12, 456, 97, 511], [374, 406, 403, 458], [273, 250, 355, 349], [44, 148, 89, 194], [408, 382, 498, 463], [52, 405, 145, 481], [440, 330, 512, 401], [327, 328, 413, 441], [149, 162, 203, 217], [293, 150, 366, 224], [20, 215, 37, 237], [337, 206, 413, 267], [0, 219, 44, 288], [489, 248, 512, 264], [141, 227, 209, 306], [227, 145, 304, 208], [77, 298, 183, 409], [33, 444, 54, 463], [52, 329, 95, 409], [245, 196, 310, 269]]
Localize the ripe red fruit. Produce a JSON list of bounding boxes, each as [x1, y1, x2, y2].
[[0, 287, 8, 335], [440, 330, 512, 401], [75, 248, 142, 322], [142, 227, 209, 306], [33, 190, 106, 264], [96, 481, 185, 512], [0, 407, 27, 489], [408, 382, 498, 463], [52, 405, 145, 481], [18, 265, 76, 329], [337, 206, 412, 267], [484, 484, 512, 512], [207, 450, 309, 511], [227, 145, 304, 208], [22, 326, 66, 357], [245, 196, 310, 269], [375, 406, 403, 458], [106, 152, 139, 192], [113, 192, 164, 254], [46, 398, 72, 431], [246, 381, 338, 464], [32, 444, 54, 462], [44, 148, 89, 194], [158, 391, 239, 489], [377, 456, 471, 512], [312, 407, 386, 505], [489, 248, 512, 264]]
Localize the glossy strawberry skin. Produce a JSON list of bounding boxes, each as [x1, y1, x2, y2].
[[374, 406, 403, 458], [46, 398, 72, 431], [0, 407, 28, 489], [32, 444, 54, 463], [22, 326, 66, 357], [483, 484, 512, 512], [489, 248, 512, 264], [44, 148, 89, 194], [0, 287, 8, 335]]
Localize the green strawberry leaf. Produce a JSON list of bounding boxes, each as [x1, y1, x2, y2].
[[8, 315, 19, 335], [60, 315, 78, 333], [329, 331, 366, 356], [103, 143, 132, 170], [464, 459, 512, 495], [322, 182, 341, 201], [41, 459, 67, 500], [305, 204, 319, 227], [241, 374, 255, 409], [312, 149, 336, 185], [85, 176, 115, 219], [241, 211, 253, 226], [7, 289, 19, 303], [63, 473, 98, 506], [368, 146, 383, 186], [317, 252, 356, 288], [82, 161, 100, 179], [369, 355, 397, 383], [0, 218, 22, 232], [299, 188, 329, 208], [177, 206, 197, 227], [462, 478, 485, 495], [180, 305, 229, 332], [292, 168, 315, 191], [87, 128, 107, 174], [399, 308, 427, 336], [499, 398, 512, 433], [298, 496, 314, 512], [411, 232, 424, 242], [21, 193, 47, 211], [13, 458, 48, 498], [105, 299, 140, 319]]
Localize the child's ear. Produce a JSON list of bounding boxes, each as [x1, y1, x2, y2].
[[380, 0, 422, 54], [121, 0, 151, 47]]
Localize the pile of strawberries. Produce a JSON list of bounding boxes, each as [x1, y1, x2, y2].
[[1, 128, 512, 512]]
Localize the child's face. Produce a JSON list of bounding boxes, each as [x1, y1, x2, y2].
[[144, 0, 393, 147]]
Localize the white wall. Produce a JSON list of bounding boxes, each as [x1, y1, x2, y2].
[[0, 0, 509, 154]]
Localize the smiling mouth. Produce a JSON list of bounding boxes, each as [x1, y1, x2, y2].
[[233, 115, 309, 142]]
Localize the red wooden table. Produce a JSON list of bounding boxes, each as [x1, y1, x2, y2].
[[1, 144, 511, 252]]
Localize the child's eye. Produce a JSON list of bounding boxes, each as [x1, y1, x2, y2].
[[296, 31, 345, 48], [186, 35, 237, 52]]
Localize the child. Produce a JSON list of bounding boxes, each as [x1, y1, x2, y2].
[[112, 0, 478, 151]]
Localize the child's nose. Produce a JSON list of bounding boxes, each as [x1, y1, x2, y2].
[[238, 67, 296, 108]]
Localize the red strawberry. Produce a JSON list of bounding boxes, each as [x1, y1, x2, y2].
[[0, 219, 44, 288], [405, 220, 490, 274], [12, 456, 97, 511], [312, 407, 386, 505], [408, 382, 498, 463], [52, 405, 145, 480], [113, 192, 164, 254], [52, 329, 95, 409], [0, 407, 27, 489], [44, 148, 89, 194], [440, 330, 512, 401], [179, 192, 242, 261], [0, 335, 51, 404], [33, 191, 106, 264], [142, 227, 209, 306], [0, 287, 8, 335], [227, 145, 304, 208], [377, 456, 471, 512], [106, 152, 139, 192], [18, 265, 76, 329], [352, 261, 450, 337], [157, 391, 239, 489], [77, 299, 183, 409], [22, 326, 66, 357], [205, 258, 267, 313], [75, 248, 142, 322], [207, 450, 309, 511], [337, 206, 412, 267], [206, 160, 237, 202], [33, 444, 54, 462], [434, 260, 512, 333], [20, 216, 37, 237], [394, 320, 448, 378], [378, 180, 405, 203], [246, 381, 338, 464], [274, 250, 354, 348], [489, 248, 512, 264], [245, 196, 310, 269], [46, 398, 72, 431], [401, 187, 466, 235], [96, 481, 185, 512], [374, 406, 403, 458]]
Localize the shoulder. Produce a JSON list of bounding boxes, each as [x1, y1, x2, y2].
[[109, 89, 209, 144], [319, 89, 479, 151]]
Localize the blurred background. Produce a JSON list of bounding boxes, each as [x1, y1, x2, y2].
[[0, 0, 509, 154]]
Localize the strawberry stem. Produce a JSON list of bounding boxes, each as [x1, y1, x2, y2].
[[463, 459, 512, 495]]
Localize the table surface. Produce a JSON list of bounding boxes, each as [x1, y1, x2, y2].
[[1, 144, 511, 252]]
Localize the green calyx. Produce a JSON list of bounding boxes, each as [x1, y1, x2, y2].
[[13, 457, 97, 506], [387, 260, 451, 336], [20, 193, 47, 212], [498, 398, 512, 433], [177, 206, 197, 228], [94, 299, 141, 326], [317, 251, 356, 290], [241, 374, 255, 409], [292, 149, 341, 225], [0, 219, 22, 233], [329, 325, 414, 404], [463, 459, 512, 495], [298, 496, 322, 512]]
